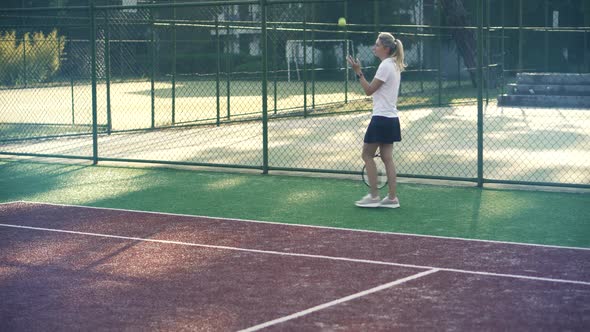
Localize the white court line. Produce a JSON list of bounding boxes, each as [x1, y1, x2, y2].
[[1, 223, 590, 286], [0, 201, 23, 206], [9, 200, 590, 252], [0, 223, 431, 270], [238, 269, 440, 332]]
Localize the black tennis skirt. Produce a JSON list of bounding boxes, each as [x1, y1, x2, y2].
[[364, 116, 402, 144]]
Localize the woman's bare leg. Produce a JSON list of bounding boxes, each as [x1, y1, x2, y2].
[[379, 144, 397, 199], [362, 143, 380, 197]]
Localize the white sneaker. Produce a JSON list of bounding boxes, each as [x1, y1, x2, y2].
[[355, 194, 381, 208], [379, 196, 400, 209]]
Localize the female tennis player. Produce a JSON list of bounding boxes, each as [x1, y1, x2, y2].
[[347, 32, 405, 208]]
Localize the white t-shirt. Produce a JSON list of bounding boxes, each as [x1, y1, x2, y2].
[[372, 58, 400, 118]]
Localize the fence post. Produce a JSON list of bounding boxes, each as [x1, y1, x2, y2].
[[105, 9, 112, 134], [419, 31, 424, 92], [544, 0, 549, 71], [260, 0, 269, 174], [216, 16, 221, 126], [71, 75, 75, 125], [273, 25, 278, 114], [90, 1, 99, 165], [373, 1, 379, 33], [457, 49, 461, 87], [518, 0, 523, 72], [344, 0, 348, 104], [226, 20, 231, 120], [476, 0, 484, 187], [485, 0, 490, 105], [311, 3, 315, 111], [303, 5, 307, 118], [437, 0, 442, 106], [585, 29, 589, 72], [501, 0, 505, 95], [172, 0, 176, 125], [150, 8, 155, 129], [22, 34, 27, 88]]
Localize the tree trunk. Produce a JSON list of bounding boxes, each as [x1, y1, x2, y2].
[[439, 0, 478, 87]]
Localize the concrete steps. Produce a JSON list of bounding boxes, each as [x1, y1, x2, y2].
[[506, 83, 590, 96], [516, 73, 590, 85], [498, 94, 590, 108], [498, 73, 590, 108]]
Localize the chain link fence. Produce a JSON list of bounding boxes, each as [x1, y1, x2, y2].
[[1, 0, 588, 188]]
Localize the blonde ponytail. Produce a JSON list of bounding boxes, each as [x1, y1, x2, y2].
[[378, 32, 407, 72], [392, 39, 406, 72]]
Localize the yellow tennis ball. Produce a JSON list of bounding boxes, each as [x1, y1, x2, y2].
[[338, 17, 346, 27]]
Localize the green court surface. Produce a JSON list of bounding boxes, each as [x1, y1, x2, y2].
[[1, 158, 589, 248]]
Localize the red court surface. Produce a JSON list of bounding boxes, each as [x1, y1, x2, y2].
[[1, 201, 589, 331]]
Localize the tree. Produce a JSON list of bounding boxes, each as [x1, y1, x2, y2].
[[439, 0, 478, 86]]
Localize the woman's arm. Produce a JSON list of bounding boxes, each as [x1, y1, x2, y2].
[[346, 55, 384, 96], [357, 73, 384, 96]]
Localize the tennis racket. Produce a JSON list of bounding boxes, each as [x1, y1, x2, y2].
[[361, 153, 388, 189]]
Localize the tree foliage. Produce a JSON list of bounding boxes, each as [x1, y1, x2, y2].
[[0, 29, 66, 85]]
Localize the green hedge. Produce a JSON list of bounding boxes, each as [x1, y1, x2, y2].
[[0, 30, 65, 86]]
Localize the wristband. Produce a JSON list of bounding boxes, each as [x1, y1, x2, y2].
[[356, 72, 364, 79]]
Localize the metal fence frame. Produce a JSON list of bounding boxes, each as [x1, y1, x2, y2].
[[1, 0, 588, 189]]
